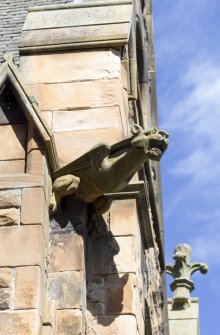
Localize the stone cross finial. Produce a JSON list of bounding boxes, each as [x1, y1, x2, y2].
[[166, 243, 208, 309], [3, 52, 15, 63]]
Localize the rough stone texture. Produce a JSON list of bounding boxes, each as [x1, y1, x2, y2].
[[87, 235, 136, 275], [48, 271, 83, 309], [0, 288, 12, 310], [0, 124, 27, 160], [28, 80, 120, 111], [0, 190, 21, 208], [26, 150, 45, 176], [21, 187, 46, 225], [0, 208, 20, 226], [41, 326, 54, 335], [42, 299, 57, 333], [48, 233, 84, 272], [0, 268, 13, 288], [0, 160, 25, 174], [0, 310, 41, 335], [54, 128, 124, 164], [21, 187, 49, 242], [56, 309, 83, 335], [87, 314, 137, 335], [0, 225, 45, 267], [20, 50, 120, 84], [145, 246, 164, 335], [106, 273, 136, 314], [52, 107, 123, 132], [168, 299, 200, 335], [103, 199, 138, 236], [15, 266, 43, 311]]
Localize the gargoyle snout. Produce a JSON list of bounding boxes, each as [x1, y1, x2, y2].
[[159, 130, 169, 139]]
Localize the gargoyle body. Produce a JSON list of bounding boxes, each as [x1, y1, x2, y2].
[[50, 125, 169, 216]]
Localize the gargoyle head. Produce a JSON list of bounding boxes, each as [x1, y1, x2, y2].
[[131, 124, 169, 161]]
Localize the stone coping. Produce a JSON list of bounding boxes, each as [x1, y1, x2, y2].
[[28, 0, 132, 12]]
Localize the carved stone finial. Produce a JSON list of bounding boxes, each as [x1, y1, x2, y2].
[[166, 243, 208, 310], [3, 52, 15, 63]]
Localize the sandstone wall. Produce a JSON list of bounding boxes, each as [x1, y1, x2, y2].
[[0, 1, 168, 334]]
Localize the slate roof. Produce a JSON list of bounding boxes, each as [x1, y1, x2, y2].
[[0, 0, 78, 65]]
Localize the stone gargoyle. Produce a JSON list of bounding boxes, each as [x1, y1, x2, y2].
[[49, 124, 169, 217]]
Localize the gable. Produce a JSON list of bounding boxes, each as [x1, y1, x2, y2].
[[0, 53, 59, 171]]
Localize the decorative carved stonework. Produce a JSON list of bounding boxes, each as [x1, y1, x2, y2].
[[50, 125, 169, 216], [166, 244, 208, 310]]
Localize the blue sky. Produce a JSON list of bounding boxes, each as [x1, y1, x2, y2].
[[152, 1, 220, 333]]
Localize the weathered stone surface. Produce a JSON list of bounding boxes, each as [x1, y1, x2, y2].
[[41, 326, 53, 335], [27, 126, 44, 152], [52, 107, 123, 132], [54, 128, 124, 164], [0, 288, 11, 310], [22, 5, 131, 31], [42, 111, 53, 129], [42, 299, 56, 333], [0, 125, 27, 160], [56, 309, 83, 335], [0, 190, 21, 208], [15, 266, 42, 310], [88, 314, 137, 335], [20, 50, 120, 84], [0, 310, 41, 335], [169, 319, 197, 335], [0, 268, 13, 288], [87, 288, 105, 304], [26, 150, 45, 175], [48, 271, 83, 309], [48, 233, 84, 272], [106, 273, 136, 314], [120, 87, 129, 135], [0, 160, 25, 174], [21, 187, 46, 225], [103, 199, 138, 236], [87, 235, 136, 275], [0, 226, 45, 267], [28, 80, 120, 111], [0, 208, 20, 226], [87, 276, 105, 290], [145, 247, 163, 335], [20, 23, 130, 50], [0, 175, 43, 190], [87, 302, 105, 316], [121, 59, 129, 91]]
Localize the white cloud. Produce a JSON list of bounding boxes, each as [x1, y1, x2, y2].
[[162, 59, 220, 188]]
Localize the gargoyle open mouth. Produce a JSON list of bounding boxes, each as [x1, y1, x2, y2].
[[148, 136, 168, 160]]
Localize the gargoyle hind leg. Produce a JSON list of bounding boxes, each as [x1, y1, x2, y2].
[[88, 196, 112, 235], [49, 174, 80, 215]]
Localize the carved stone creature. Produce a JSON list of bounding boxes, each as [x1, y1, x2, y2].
[[49, 125, 169, 216]]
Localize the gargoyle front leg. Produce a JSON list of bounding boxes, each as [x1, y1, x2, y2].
[[49, 174, 80, 215], [91, 196, 112, 219]]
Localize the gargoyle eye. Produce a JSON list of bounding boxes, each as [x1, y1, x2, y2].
[[145, 128, 157, 136]]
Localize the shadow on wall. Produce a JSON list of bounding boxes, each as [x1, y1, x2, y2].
[[50, 195, 128, 326], [86, 215, 129, 325]]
